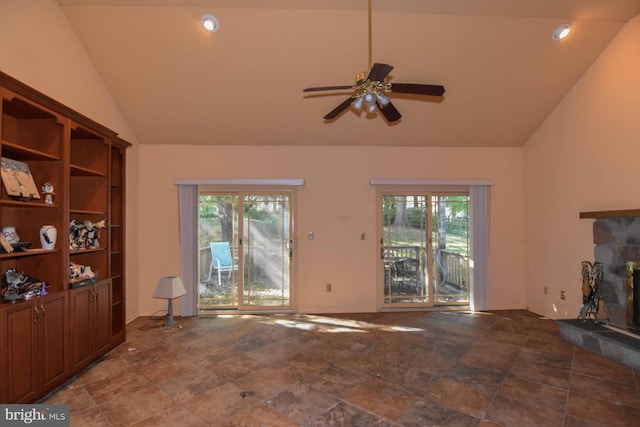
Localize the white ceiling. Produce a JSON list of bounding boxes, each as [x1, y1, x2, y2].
[[56, 0, 640, 147]]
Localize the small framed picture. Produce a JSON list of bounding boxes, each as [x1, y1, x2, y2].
[[1, 157, 41, 201]]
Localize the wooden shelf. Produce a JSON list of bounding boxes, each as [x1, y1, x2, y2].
[[70, 209, 107, 216], [0, 248, 58, 259], [70, 164, 106, 177], [1, 140, 61, 161], [70, 247, 106, 255], [0, 199, 59, 208], [580, 209, 640, 219]]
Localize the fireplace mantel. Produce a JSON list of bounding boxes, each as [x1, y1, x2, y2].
[[580, 209, 640, 219]]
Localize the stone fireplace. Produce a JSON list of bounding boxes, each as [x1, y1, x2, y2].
[[557, 210, 640, 371], [586, 210, 640, 332]]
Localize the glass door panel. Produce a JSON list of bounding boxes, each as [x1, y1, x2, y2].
[[381, 195, 430, 305], [198, 194, 239, 308], [432, 195, 470, 305], [380, 191, 471, 308], [242, 194, 291, 307]]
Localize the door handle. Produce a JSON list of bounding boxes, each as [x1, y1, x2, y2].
[[40, 304, 45, 321], [33, 306, 39, 323]]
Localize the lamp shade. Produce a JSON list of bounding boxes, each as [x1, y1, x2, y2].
[[153, 276, 186, 299]]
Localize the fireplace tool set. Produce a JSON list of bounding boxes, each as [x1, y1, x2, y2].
[[578, 261, 609, 324]]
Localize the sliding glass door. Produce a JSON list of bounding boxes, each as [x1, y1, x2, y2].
[[198, 191, 293, 311]]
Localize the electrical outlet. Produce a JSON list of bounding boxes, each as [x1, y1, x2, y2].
[[560, 290, 565, 300], [326, 283, 332, 292]]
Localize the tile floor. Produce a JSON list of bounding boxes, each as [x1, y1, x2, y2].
[[44, 310, 640, 426]]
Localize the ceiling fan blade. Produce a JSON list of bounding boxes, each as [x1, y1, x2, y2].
[[367, 63, 394, 81], [390, 83, 445, 96], [379, 102, 402, 123], [303, 85, 353, 92], [324, 97, 355, 120]]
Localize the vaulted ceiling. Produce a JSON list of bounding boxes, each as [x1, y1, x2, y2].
[[56, 0, 640, 146]]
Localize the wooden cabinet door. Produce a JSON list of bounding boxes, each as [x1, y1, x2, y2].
[[1, 300, 39, 403], [93, 281, 112, 356], [39, 293, 68, 392], [69, 287, 92, 372], [69, 281, 112, 373]]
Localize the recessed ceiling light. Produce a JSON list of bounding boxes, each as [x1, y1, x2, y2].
[[552, 24, 571, 41], [201, 14, 219, 32]]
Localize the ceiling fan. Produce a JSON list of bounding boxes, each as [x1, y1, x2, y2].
[[303, 0, 445, 123]]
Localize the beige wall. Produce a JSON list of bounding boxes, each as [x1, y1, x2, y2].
[[524, 15, 640, 319], [139, 145, 526, 315], [0, 0, 140, 321], [0, 0, 136, 143]]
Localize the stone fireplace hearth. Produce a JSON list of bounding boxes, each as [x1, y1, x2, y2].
[[558, 209, 640, 370]]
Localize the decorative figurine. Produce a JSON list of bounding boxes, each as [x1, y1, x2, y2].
[[2, 226, 19, 244], [2, 269, 24, 301], [69, 219, 107, 249], [1, 268, 45, 301], [41, 182, 55, 204], [69, 262, 95, 280], [84, 219, 107, 248]]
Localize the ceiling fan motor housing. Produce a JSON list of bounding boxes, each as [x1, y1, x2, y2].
[[353, 80, 392, 111]]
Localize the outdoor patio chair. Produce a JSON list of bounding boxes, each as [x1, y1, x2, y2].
[[392, 258, 421, 290], [207, 241, 239, 286]]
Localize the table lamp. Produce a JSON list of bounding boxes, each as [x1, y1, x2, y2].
[[153, 276, 186, 326]]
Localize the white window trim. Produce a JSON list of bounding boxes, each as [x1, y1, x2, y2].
[[176, 179, 304, 186], [370, 178, 492, 186]]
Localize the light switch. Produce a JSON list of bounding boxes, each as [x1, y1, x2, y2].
[[308, 232, 314, 240], [360, 232, 365, 240]]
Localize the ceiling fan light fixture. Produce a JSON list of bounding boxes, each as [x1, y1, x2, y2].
[[201, 14, 219, 32], [364, 91, 375, 104], [366, 103, 377, 114], [552, 24, 571, 40], [352, 96, 364, 110], [376, 92, 390, 108]]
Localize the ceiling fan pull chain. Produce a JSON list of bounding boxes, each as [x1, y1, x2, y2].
[[368, 0, 373, 69]]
